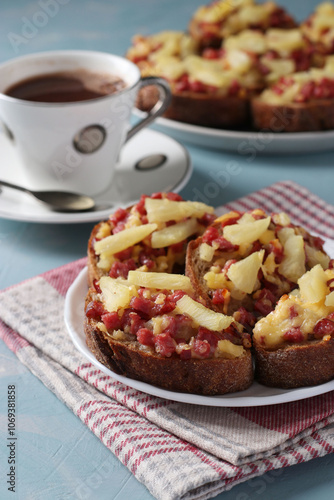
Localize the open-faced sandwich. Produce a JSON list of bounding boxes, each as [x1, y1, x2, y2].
[[251, 55, 334, 131], [253, 264, 334, 388], [85, 270, 253, 395], [84, 194, 333, 395], [126, 0, 334, 133]]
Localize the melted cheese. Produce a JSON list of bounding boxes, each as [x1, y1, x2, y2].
[[254, 265, 334, 348], [253, 293, 334, 348]]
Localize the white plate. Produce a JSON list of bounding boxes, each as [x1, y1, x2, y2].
[[0, 128, 191, 224], [149, 115, 334, 155], [64, 237, 334, 407]]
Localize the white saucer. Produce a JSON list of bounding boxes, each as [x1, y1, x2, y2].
[[0, 128, 192, 224]]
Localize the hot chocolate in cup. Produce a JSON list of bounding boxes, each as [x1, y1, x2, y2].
[[0, 50, 171, 196]]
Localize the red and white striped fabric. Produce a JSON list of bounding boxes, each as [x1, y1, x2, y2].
[[1, 181, 334, 500]]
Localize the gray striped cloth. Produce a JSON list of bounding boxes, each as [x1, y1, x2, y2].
[[0, 180, 334, 500]]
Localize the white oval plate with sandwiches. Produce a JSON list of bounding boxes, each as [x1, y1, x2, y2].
[[65, 260, 334, 408]]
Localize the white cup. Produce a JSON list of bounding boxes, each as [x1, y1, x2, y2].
[[0, 50, 171, 196]]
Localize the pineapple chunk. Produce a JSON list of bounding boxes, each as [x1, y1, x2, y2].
[[278, 228, 306, 283], [174, 295, 233, 331], [305, 244, 330, 270], [199, 242, 215, 262], [151, 218, 199, 248], [223, 216, 270, 245], [145, 198, 214, 223], [298, 264, 329, 304], [127, 271, 193, 292], [325, 291, 334, 307], [217, 340, 245, 358], [99, 277, 135, 312], [94, 223, 157, 256], [259, 229, 275, 245], [227, 250, 265, 294]]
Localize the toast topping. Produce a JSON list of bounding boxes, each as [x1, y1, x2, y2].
[[196, 209, 330, 324], [92, 193, 215, 278], [224, 28, 312, 84], [126, 31, 198, 65], [253, 265, 334, 348], [192, 0, 294, 39], [86, 276, 248, 360], [301, 2, 334, 51], [258, 56, 334, 104]]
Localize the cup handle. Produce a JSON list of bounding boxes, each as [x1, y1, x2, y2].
[[125, 76, 172, 142]]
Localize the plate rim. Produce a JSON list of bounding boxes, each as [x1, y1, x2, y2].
[[135, 110, 334, 153], [155, 115, 334, 141], [64, 264, 334, 407], [0, 128, 192, 224]]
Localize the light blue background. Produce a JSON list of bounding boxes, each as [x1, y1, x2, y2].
[[0, 1, 334, 499]]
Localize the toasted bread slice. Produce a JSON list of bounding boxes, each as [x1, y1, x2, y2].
[[136, 84, 251, 129], [253, 265, 334, 388], [252, 57, 334, 132], [84, 273, 253, 395], [253, 339, 334, 388], [252, 97, 334, 132]]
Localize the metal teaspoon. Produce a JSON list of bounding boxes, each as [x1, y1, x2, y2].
[[0, 179, 96, 212]]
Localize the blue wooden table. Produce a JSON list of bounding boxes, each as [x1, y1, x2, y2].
[[0, 1, 334, 499]]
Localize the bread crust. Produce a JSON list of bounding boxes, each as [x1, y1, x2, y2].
[[85, 315, 253, 395], [253, 338, 334, 388], [87, 221, 106, 286], [251, 97, 334, 132], [137, 84, 251, 129]]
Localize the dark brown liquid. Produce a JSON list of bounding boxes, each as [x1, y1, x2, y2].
[[5, 69, 126, 103]]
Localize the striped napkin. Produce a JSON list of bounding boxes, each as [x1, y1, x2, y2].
[[0, 180, 334, 500]]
